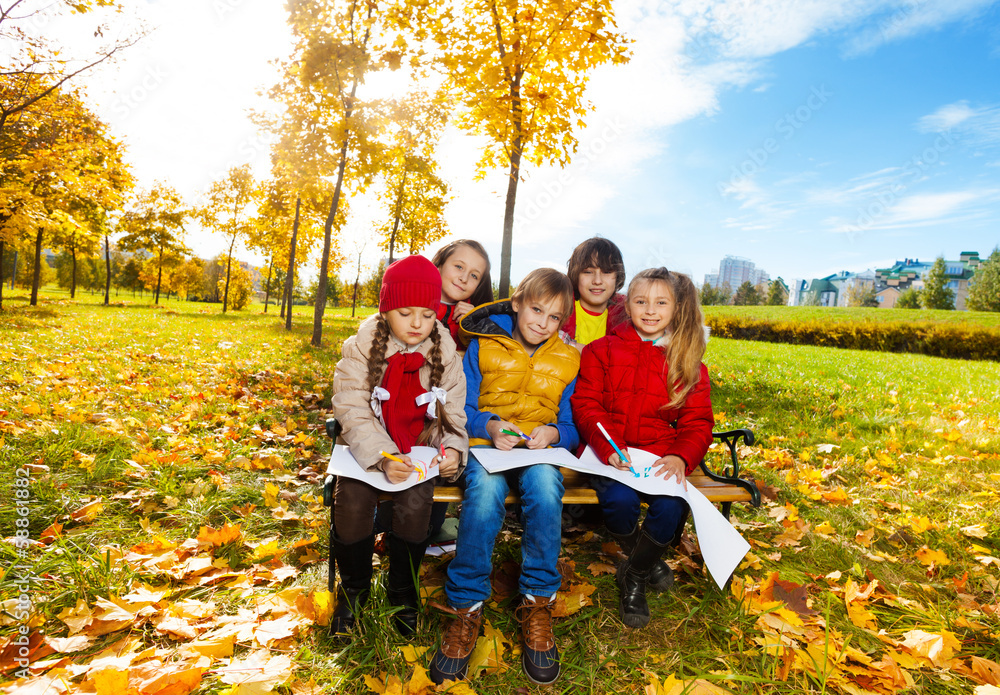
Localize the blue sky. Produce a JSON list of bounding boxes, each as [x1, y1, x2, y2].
[[493, 0, 1000, 288], [75, 0, 1000, 289]]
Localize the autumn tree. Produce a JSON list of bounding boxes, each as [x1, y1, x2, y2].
[[119, 184, 190, 304], [375, 93, 449, 262], [422, 0, 629, 295], [1, 84, 131, 306], [0, 0, 142, 138], [216, 256, 254, 311], [920, 256, 955, 310], [273, 0, 392, 346], [201, 164, 256, 313], [844, 281, 878, 308], [965, 249, 1000, 312]]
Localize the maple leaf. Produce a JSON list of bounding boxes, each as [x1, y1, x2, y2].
[[961, 524, 989, 539], [970, 656, 1000, 686], [467, 620, 512, 678], [217, 651, 293, 695], [138, 660, 209, 695], [197, 523, 243, 548], [71, 498, 104, 523], [553, 582, 597, 617], [820, 488, 851, 505], [901, 629, 961, 668], [586, 561, 616, 576], [915, 546, 950, 567]]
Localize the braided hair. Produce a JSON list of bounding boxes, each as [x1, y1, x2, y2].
[[366, 314, 392, 394]]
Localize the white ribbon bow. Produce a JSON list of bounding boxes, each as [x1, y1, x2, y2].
[[415, 387, 447, 419], [370, 387, 390, 421]]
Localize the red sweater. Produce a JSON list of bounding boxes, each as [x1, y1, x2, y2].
[[570, 322, 713, 474]]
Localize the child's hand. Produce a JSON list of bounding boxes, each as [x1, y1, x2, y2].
[[526, 425, 559, 449], [437, 448, 461, 479], [453, 301, 476, 322], [653, 455, 687, 489], [485, 419, 523, 451], [608, 452, 632, 470], [383, 454, 414, 484]]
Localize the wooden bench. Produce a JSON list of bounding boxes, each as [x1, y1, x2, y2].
[[323, 419, 760, 520]]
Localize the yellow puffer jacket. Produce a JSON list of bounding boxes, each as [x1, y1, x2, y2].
[[461, 300, 581, 446]]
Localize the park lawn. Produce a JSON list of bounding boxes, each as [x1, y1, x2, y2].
[[1, 297, 998, 694], [704, 304, 1000, 328]]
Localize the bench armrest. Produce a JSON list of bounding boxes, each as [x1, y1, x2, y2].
[[700, 429, 760, 507]]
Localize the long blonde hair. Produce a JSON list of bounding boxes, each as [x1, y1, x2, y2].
[[626, 268, 706, 409], [366, 315, 463, 445]]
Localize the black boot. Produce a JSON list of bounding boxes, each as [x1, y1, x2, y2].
[[617, 528, 668, 629], [386, 533, 428, 637], [329, 533, 374, 640], [610, 526, 674, 593]]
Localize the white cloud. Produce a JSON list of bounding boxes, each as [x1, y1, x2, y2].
[[844, 0, 998, 55], [917, 101, 1000, 147]]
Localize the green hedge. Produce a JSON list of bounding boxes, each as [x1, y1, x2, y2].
[[705, 315, 1000, 361]]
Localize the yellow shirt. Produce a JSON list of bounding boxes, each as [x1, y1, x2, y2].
[[574, 300, 608, 345]]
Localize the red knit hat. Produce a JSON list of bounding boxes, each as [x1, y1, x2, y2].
[[379, 255, 441, 313]]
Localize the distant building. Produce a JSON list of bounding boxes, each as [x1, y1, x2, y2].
[[704, 255, 770, 291], [790, 269, 875, 307], [874, 252, 980, 309]]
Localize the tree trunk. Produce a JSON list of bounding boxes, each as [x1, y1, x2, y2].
[[154, 246, 163, 304], [388, 167, 408, 264], [495, 10, 523, 298], [351, 256, 361, 318], [263, 256, 273, 313], [313, 57, 365, 347], [10, 250, 17, 291], [283, 196, 301, 330], [313, 131, 352, 347], [222, 232, 236, 313], [103, 234, 111, 305], [0, 240, 4, 312], [70, 245, 77, 299], [30, 227, 43, 306]]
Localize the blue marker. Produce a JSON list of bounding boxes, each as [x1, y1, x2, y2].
[[596, 422, 635, 475]]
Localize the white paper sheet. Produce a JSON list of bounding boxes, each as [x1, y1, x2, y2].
[[325, 445, 440, 492], [472, 445, 750, 588]]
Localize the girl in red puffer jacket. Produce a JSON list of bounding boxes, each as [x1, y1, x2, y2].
[[570, 267, 713, 629]]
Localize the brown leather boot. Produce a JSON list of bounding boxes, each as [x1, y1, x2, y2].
[[516, 595, 560, 685], [428, 602, 484, 684]]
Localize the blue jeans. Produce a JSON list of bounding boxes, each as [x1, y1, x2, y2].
[[593, 478, 688, 546], [445, 455, 564, 608]]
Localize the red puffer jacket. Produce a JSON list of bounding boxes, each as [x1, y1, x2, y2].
[[570, 322, 714, 474]]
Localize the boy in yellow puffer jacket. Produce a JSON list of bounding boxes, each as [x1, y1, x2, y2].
[[429, 268, 580, 687]]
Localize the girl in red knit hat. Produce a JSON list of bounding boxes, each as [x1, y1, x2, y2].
[[330, 254, 469, 640]]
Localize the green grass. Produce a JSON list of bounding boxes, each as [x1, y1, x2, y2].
[[704, 304, 1000, 327], [1, 292, 998, 694]]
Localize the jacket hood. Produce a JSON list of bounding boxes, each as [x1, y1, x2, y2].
[[459, 299, 516, 340]]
